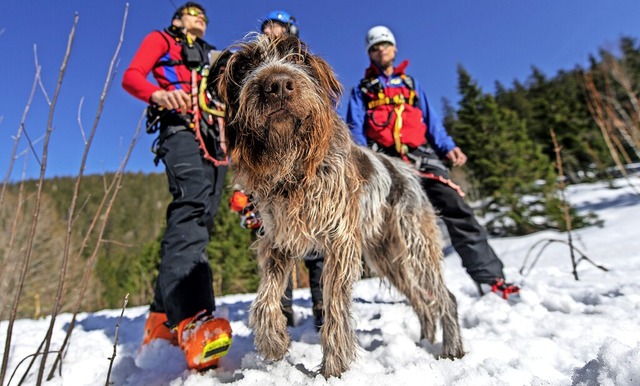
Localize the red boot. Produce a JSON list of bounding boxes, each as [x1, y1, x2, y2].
[[477, 278, 521, 300], [176, 310, 233, 371]]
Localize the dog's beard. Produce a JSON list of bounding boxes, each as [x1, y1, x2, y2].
[[240, 93, 312, 147], [232, 110, 309, 190]]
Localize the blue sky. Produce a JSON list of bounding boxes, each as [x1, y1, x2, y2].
[[1, 0, 639, 180]]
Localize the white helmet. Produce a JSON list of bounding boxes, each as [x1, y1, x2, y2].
[[365, 25, 396, 52]]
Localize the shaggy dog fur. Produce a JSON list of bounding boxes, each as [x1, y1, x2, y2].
[[219, 35, 464, 378]]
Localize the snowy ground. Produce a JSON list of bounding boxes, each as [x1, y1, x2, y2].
[[2, 176, 640, 385]]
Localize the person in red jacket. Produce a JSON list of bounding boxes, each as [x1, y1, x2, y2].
[[122, 2, 231, 371]]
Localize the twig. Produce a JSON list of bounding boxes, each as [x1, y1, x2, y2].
[[99, 239, 137, 247], [77, 96, 87, 144], [0, 14, 79, 386], [0, 157, 29, 318], [32, 14, 83, 386], [551, 129, 580, 279], [0, 56, 42, 213], [583, 66, 640, 196], [520, 238, 608, 278], [105, 293, 129, 386], [40, 5, 130, 382], [519, 130, 609, 280], [5, 348, 59, 386], [34, 45, 51, 106], [47, 110, 143, 380]]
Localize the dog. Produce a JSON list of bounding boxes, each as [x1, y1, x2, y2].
[[218, 35, 464, 378]]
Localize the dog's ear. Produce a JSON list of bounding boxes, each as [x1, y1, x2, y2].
[[307, 54, 343, 109], [216, 56, 233, 119], [217, 51, 241, 149]]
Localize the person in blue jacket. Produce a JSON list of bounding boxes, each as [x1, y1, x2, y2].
[[347, 25, 520, 299]]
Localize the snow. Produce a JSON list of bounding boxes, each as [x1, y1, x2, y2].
[[2, 176, 640, 386]]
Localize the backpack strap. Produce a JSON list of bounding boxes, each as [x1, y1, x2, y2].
[[153, 30, 187, 70], [360, 75, 419, 109], [400, 74, 417, 106]]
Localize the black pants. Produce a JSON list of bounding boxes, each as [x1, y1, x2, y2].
[[281, 252, 324, 310], [408, 147, 504, 284], [152, 129, 228, 327], [421, 177, 504, 284]]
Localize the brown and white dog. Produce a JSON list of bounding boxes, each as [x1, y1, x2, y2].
[[219, 35, 464, 378]]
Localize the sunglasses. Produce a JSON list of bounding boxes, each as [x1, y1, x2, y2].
[[182, 7, 208, 24], [368, 42, 393, 53]]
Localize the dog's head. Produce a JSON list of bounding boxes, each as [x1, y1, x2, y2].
[[218, 36, 344, 184]]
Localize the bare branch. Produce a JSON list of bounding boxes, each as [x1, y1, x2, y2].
[[77, 97, 87, 144], [34, 45, 51, 106], [0, 62, 41, 213], [44, 5, 134, 380], [0, 13, 79, 386], [105, 293, 129, 386], [38, 5, 130, 383], [99, 239, 137, 248], [49, 109, 144, 380], [0, 156, 29, 319]]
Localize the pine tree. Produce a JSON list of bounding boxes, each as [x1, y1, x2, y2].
[[450, 66, 566, 235]]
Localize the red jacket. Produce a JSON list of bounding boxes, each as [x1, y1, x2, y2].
[[122, 30, 194, 103]]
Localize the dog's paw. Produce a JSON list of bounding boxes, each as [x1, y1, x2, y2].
[[319, 357, 350, 379], [441, 344, 465, 360], [255, 331, 291, 360]]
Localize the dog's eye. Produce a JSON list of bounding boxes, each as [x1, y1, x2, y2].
[[281, 54, 304, 66], [233, 61, 251, 78]]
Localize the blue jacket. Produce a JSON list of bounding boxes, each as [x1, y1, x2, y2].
[[346, 61, 456, 158]]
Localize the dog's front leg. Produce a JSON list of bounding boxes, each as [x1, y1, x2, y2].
[[319, 241, 362, 378], [250, 247, 293, 361]]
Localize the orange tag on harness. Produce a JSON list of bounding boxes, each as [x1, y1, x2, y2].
[[229, 191, 249, 213]]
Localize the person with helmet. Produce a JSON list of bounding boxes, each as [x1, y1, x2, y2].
[[122, 2, 232, 370], [229, 11, 325, 331], [260, 10, 299, 37], [347, 25, 520, 299]]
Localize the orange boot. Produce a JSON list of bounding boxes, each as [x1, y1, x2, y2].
[[142, 311, 178, 346], [176, 310, 233, 371]]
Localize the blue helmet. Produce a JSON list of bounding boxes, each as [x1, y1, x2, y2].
[[261, 10, 298, 37]]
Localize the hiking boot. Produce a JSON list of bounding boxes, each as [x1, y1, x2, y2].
[[312, 303, 324, 331], [142, 311, 178, 346], [176, 310, 233, 371], [282, 306, 295, 327], [477, 278, 520, 300]]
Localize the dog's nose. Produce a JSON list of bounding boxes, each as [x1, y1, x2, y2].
[[262, 73, 295, 99]]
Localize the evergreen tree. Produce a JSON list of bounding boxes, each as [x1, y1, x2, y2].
[[450, 66, 570, 235], [496, 67, 610, 181]]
